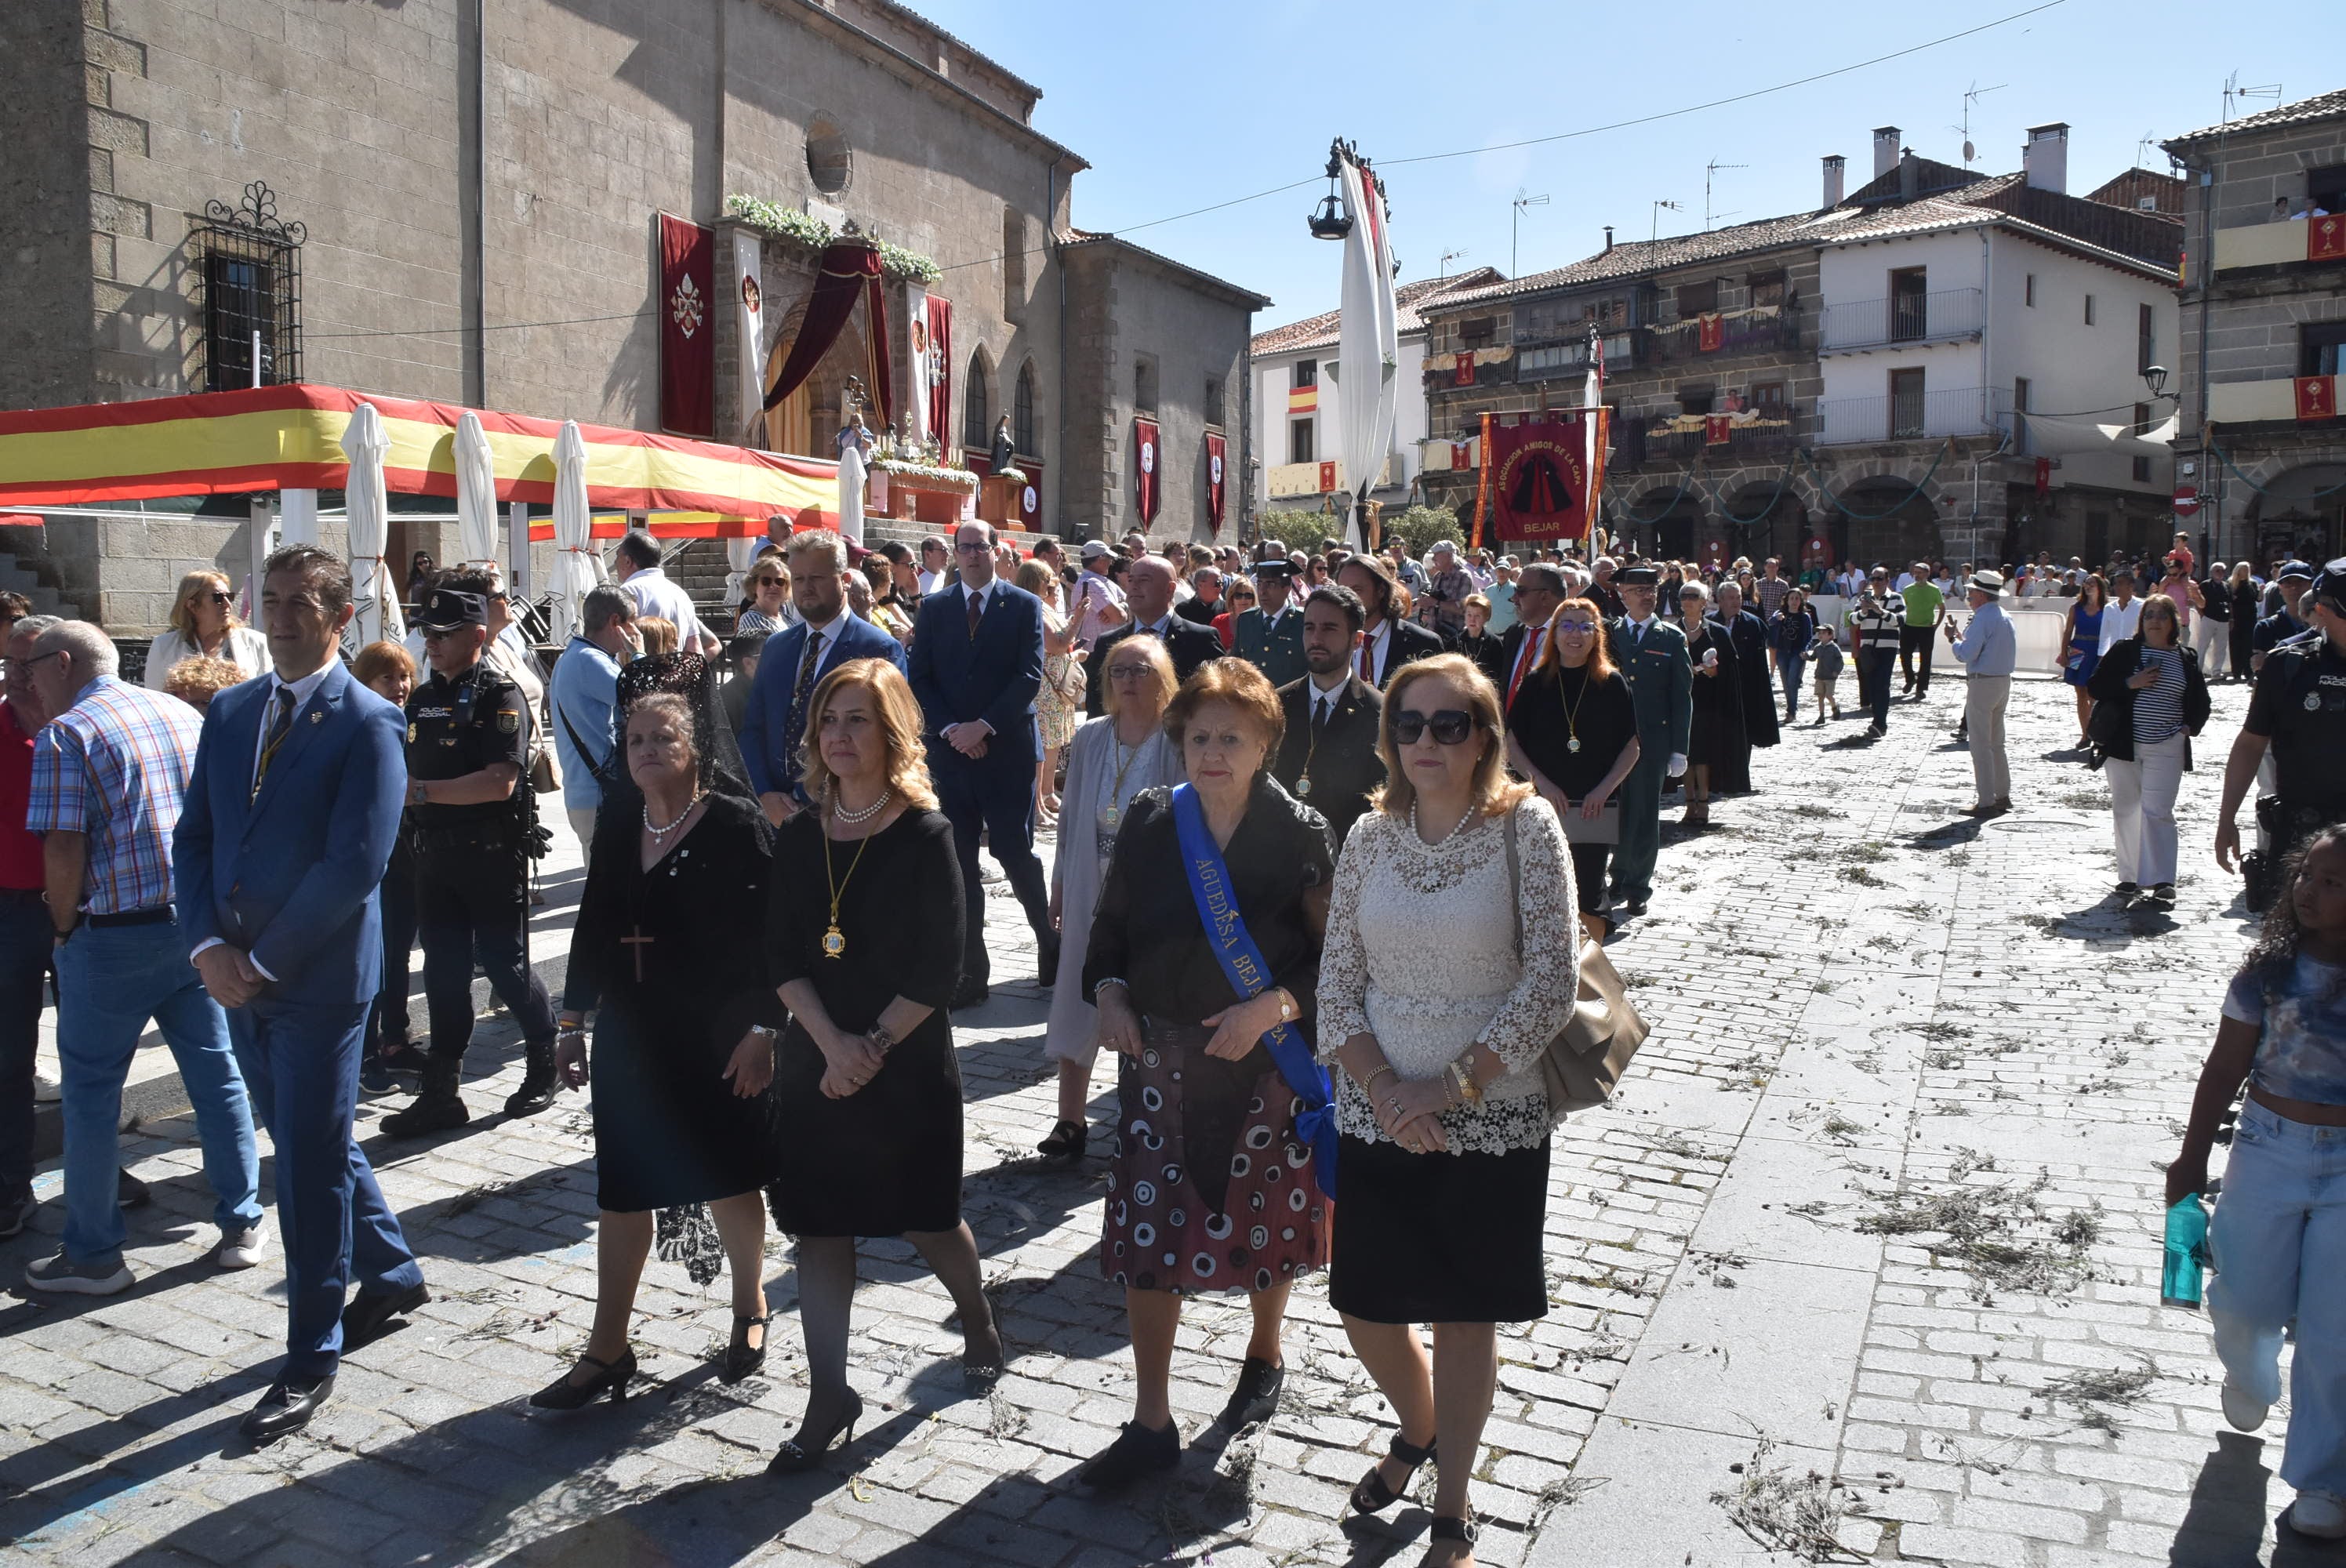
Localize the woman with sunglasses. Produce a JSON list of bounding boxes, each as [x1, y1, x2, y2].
[[1211, 575, 1257, 651], [736, 561, 797, 638], [1319, 654, 1580, 1568], [1505, 604, 1640, 930], [143, 570, 268, 690]]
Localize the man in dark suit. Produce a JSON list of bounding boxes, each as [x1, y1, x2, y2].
[[1086, 554, 1222, 716], [1273, 585, 1386, 849], [1231, 559, 1307, 688], [907, 521, 1055, 1006], [739, 529, 905, 823], [1336, 555, 1443, 688], [1606, 565, 1692, 918], [176, 545, 425, 1442], [1492, 563, 1567, 713]]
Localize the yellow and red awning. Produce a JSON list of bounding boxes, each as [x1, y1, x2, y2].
[[0, 383, 837, 526]]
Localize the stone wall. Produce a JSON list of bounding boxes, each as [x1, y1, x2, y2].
[[0, 3, 100, 412]]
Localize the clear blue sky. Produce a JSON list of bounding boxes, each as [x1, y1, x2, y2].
[[912, 0, 2337, 327]]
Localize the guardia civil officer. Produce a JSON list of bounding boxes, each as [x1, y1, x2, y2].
[[382, 588, 561, 1138], [2216, 558, 2346, 911]]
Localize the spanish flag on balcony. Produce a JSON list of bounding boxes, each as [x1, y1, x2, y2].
[[1288, 386, 1318, 413]]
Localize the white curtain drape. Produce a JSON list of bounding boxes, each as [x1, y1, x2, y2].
[[278, 488, 320, 546], [548, 420, 599, 646], [341, 402, 404, 647]]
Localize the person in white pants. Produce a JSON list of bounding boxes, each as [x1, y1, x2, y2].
[[2194, 562, 2232, 681], [1945, 572, 2017, 815], [2091, 594, 2208, 906]]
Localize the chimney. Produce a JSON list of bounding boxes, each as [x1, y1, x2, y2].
[[1602, 225, 1614, 254], [1822, 154, 1846, 206], [1898, 147, 1919, 202], [1872, 126, 1901, 181], [2022, 122, 2069, 194]]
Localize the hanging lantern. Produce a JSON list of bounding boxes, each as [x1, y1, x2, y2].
[[1308, 141, 1354, 241]]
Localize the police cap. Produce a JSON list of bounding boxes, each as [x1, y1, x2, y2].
[[414, 588, 488, 633], [1616, 565, 1661, 586], [2312, 558, 2346, 616]]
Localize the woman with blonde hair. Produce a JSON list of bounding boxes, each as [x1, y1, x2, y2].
[[762, 658, 1003, 1471], [1038, 633, 1180, 1166], [634, 617, 678, 658], [1017, 557, 1084, 823], [1318, 652, 1579, 1567], [143, 568, 267, 688]]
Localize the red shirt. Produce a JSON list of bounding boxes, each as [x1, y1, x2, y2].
[[0, 702, 45, 890]]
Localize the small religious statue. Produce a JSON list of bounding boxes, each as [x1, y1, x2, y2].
[[990, 412, 1016, 474], [834, 377, 875, 462]]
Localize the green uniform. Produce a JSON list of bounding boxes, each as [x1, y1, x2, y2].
[[1231, 603, 1308, 688], [1608, 615, 1693, 906]]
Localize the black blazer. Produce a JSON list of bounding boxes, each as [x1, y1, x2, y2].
[[1494, 621, 1546, 697], [1273, 675, 1385, 850], [2086, 636, 2211, 767], [1367, 618, 1444, 688], [1086, 615, 1225, 716], [906, 579, 1047, 769]]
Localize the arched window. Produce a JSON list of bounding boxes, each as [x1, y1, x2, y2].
[[1003, 206, 1027, 318], [963, 348, 991, 452], [1014, 361, 1036, 456]]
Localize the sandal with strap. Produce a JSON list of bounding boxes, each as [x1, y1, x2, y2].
[[1037, 1119, 1087, 1167], [722, 1312, 771, 1384], [528, 1348, 636, 1410], [1422, 1513, 1478, 1567], [1351, 1431, 1436, 1515]]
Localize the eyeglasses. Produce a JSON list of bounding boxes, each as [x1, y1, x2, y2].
[[194, 591, 231, 606], [954, 541, 992, 555], [1105, 662, 1155, 680], [1552, 619, 1600, 636], [8, 651, 64, 676], [1392, 708, 1476, 746]]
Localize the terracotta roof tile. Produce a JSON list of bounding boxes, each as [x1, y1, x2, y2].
[[2166, 87, 2346, 150], [1248, 267, 1505, 355]]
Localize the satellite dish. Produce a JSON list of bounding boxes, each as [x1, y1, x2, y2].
[[1963, 139, 1976, 163]]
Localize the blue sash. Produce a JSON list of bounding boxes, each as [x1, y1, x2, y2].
[[1168, 784, 1339, 1201]]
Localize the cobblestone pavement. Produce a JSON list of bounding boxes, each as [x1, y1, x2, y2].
[[0, 673, 2326, 1567]]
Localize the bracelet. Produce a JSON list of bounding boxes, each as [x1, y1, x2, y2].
[[1451, 1058, 1485, 1106], [1360, 1064, 1397, 1100], [748, 1024, 779, 1042], [1273, 988, 1298, 1022], [1092, 977, 1130, 1003], [866, 1023, 896, 1054]]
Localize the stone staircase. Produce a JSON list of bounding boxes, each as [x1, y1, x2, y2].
[[0, 529, 74, 618]]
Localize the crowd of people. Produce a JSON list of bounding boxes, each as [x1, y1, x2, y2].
[[2, 509, 2344, 1557]]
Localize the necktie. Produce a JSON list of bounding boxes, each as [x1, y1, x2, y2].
[[252, 685, 296, 800], [784, 630, 823, 771], [1507, 630, 1535, 710], [1313, 695, 1330, 739], [967, 588, 984, 640], [1357, 635, 1374, 684]]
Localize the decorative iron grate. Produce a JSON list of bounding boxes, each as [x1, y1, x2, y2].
[[191, 181, 305, 392]]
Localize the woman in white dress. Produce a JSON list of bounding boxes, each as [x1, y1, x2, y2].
[[1317, 652, 1580, 1568], [143, 569, 268, 689], [1037, 633, 1180, 1166]]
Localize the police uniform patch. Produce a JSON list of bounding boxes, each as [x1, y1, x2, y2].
[[407, 723, 418, 743], [2308, 691, 2324, 713], [497, 708, 521, 734]]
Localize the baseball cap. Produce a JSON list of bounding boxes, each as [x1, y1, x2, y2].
[[413, 588, 488, 633], [2278, 561, 2316, 583], [1080, 539, 1113, 564]]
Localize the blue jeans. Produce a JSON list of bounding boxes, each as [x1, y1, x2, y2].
[[1777, 651, 1806, 719], [0, 891, 50, 1204], [232, 998, 422, 1379], [2208, 1100, 2346, 1496], [54, 919, 262, 1265]]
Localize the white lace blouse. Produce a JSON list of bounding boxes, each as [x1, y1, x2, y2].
[[1316, 797, 1581, 1155]]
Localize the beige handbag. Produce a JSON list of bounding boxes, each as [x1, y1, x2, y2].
[[1502, 809, 1650, 1119]]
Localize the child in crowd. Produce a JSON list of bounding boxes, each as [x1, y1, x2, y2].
[[2168, 828, 2346, 1541], [1810, 622, 1844, 722]]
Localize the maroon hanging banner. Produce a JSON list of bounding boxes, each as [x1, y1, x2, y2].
[[1017, 458, 1044, 532], [1204, 432, 1227, 535], [658, 214, 716, 437], [1486, 410, 1605, 543], [762, 238, 893, 426], [1135, 417, 1160, 522], [922, 296, 952, 444]]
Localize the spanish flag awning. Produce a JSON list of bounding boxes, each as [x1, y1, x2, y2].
[[0, 383, 837, 524]]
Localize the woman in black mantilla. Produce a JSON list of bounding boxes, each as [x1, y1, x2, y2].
[[1079, 658, 1335, 1490], [1678, 579, 1745, 827], [535, 655, 785, 1410], [761, 658, 1004, 1474]]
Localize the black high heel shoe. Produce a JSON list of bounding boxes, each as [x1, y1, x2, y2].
[[528, 1348, 636, 1410], [722, 1312, 771, 1384], [1036, 1119, 1087, 1167], [768, 1392, 864, 1473], [962, 1316, 1008, 1394], [1350, 1431, 1436, 1515]]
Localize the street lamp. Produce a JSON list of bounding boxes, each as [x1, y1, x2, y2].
[[1308, 142, 1354, 241], [2143, 364, 2170, 401]]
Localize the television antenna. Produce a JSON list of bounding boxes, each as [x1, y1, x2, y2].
[[1437, 247, 1469, 281], [2222, 71, 2282, 125], [1511, 191, 1549, 276], [1704, 160, 1747, 230], [1950, 81, 2006, 165], [1651, 198, 1683, 244]]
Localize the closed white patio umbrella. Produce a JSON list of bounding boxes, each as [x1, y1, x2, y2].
[[341, 401, 404, 647], [456, 410, 499, 566], [548, 420, 599, 646]]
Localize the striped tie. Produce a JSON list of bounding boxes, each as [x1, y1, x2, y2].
[[252, 685, 296, 800]]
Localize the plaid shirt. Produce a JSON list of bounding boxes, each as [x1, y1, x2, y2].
[[27, 676, 205, 916]]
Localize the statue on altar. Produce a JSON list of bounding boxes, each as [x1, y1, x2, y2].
[[990, 413, 1016, 474], [836, 377, 872, 546], [835, 377, 876, 460]]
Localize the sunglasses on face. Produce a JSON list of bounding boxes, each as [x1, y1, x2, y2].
[[1105, 662, 1154, 680], [194, 591, 231, 606], [1393, 708, 1476, 746]]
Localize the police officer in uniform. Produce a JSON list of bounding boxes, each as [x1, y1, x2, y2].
[[1607, 566, 1691, 919], [2217, 558, 2346, 911], [382, 588, 561, 1137]]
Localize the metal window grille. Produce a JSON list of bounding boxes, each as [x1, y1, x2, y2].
[[191, 182, 303, 392]]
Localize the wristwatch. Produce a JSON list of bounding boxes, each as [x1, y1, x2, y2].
[[748, 1024, 779, 1042]]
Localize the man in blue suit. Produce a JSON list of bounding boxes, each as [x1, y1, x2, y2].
[[176, 545, 426, 1442], [740, 530, 904, 822], [907, 520, 1054, 1007]]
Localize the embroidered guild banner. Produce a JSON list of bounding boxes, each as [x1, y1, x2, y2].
[[658, 213, 715, 437], [1135, 417, 1160, 521], [1486, 411, 1604, 543], [1205, 432, 1226, 534], [2297, 376, 2337, 422], [1697, 313, 1724, 354], [2309, 214, 2346, 263]]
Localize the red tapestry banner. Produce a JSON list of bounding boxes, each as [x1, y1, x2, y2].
[[1317, 459, 1337, 494], [1017, 458, 1044, 532], [762, 238, 892, 426], [1205, 432, 1227, 534], [2297, 376, 2338, 422], [1697, 313, 1724, 353], [1487, 411, 1604, 543], [1135, 417, 1160, 521], [1704, 415, 1731, 446], [2309, 214, 2346, 263], [1454, 352, 1476, 387], [918, 296, 952, 444], [658, 214, 716, 437]]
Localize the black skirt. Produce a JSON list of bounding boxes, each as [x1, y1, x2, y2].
[[1328, 1132, 1550, 1324], [590, 1008, 783, 1214]]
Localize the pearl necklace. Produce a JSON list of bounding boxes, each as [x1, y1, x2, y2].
[[643, 789, 701, 844], [831, 787, 894, 826], [1407, 797, 1480, 852]]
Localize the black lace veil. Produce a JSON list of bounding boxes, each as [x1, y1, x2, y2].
[[591, 652, 766, 849]]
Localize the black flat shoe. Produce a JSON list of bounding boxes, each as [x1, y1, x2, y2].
[[1351, 1430, 1436, 1515], [240, 1374, 334, 1443], [1218, 1356, 1284, 1431], [1034, 932, 1062, 987], [1037, 1119, 1087, 1167], [117, 1170, 150, 1210], [2114, 881, 2140, 899], [1077, 1418, 1178, 1490], [530, 1348, 636, 1410], [2147, 883, 2177, 906], [950, 978, 990, 1011], [342, 1281, 430, 1350], [769, 1392, 864, 1473], [723, 1314, 770, 1384]]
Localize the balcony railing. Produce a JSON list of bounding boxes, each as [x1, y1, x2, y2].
[[1815, 386, 2003, 445], [2211, 216, 2346, 274], [1644, 310, 1798, 364], [1611, 412, 1800, 472], [1818, 288, 1983, 353]]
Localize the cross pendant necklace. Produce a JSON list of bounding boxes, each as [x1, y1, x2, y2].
[[619, 926, 654, 982]]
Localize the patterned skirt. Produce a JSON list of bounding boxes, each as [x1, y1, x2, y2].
[[1102, 1021, 1329, 1295]]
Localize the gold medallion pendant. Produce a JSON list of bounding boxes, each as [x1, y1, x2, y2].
[[1098, 804, 1119, 829], [822, 925, 847, 958]]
